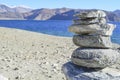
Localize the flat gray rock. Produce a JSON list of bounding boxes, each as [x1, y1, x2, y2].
[[69, 23, 115, 36], [73, 18, 106, 25], [62, 62, 120, 80], [73, 35, 112, 48], [71, 48, 120, 68], [75, 10, 106, 19]]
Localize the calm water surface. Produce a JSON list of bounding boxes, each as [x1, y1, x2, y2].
[[0, 20, 119, 44]]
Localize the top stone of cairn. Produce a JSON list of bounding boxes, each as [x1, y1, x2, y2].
[[75, 10, 106, 19], [69, 10, 116, 36]]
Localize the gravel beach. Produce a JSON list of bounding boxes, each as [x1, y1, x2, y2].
[[0, 27, 76, 80]]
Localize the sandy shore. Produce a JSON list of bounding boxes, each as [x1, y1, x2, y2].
[[0, 27, 77, 80]]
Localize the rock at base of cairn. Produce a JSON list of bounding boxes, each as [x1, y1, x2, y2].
[[62, 62, 120, 80], [73, 35, 112, 48], [71, 48, 120, 68]]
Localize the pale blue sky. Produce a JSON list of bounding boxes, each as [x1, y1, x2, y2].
[[0, 0, 119, 11]]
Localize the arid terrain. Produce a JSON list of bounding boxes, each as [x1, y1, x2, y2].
[[0, 27, 77, 80]]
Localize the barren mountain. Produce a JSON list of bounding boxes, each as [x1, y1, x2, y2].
[[0, 4, 32, 19], [0, 4, 120, 21]]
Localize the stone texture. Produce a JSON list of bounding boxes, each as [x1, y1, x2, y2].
[[69, 23, 115, 36], [62, 62, 120, 80], [73, 35, 112, 48], [63, 10, 120, 80], [71, 48, 120, 68], [75, 10, 106, 19], [0, 75, 8, 80], [73, 18, 106, 25]]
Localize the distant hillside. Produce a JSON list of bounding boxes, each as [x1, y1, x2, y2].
[[24, 8, 120, 22], [13, 6, 32, 13], [23, 8, 89, 20], [0, 4, 32, 19], [23, 8, 72, 20], [0, 4, 120, 22], [114, 10, 120, 16], [106, 11, 120, 22]]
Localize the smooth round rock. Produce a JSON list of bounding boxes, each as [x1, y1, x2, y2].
[[73, 35, 112, 48], [69, 23, 115, 36], [71, 48, 120, 68]]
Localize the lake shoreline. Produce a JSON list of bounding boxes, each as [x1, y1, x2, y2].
[[0, 27, 76, 80]]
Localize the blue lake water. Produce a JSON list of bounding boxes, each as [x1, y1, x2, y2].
[[0, 20, 119, 44]]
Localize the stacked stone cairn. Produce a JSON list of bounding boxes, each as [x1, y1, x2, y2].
[[62, 10, 120, 80]]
